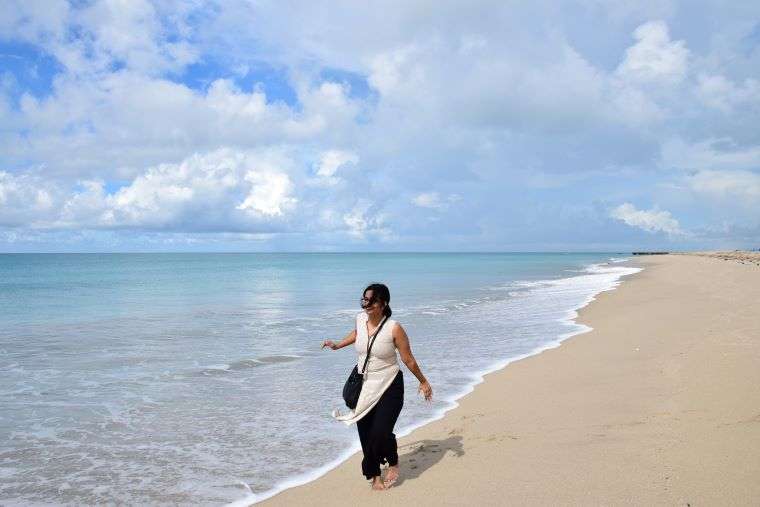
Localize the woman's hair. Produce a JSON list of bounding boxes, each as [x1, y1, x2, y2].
[[364, 283, 392, 318]]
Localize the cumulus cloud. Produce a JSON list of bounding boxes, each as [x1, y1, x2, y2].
[[76, 0, 198, 74], [610, 203, 685, 236], [616, 20, 689, 84], [0, 0, 199, 77], [316, 150, 358, 177], [236, 171, 296, 217], [1, 71, 363, 180], [2, 149, 300, 231], [0, 146, 405, 245], [0, 171, 60, 227]]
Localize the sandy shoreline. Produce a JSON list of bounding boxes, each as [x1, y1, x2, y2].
[[259, 254, 760, 506]]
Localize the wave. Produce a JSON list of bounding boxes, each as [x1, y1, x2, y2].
[[198, 355, 304, 376]]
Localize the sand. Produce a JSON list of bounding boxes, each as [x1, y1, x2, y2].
[[260, 254, 760, 506], [676, 250, 760, 267]]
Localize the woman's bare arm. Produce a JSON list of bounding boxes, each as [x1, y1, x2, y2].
[[393, 323, 432, 400], [321, 329, 357, 350]]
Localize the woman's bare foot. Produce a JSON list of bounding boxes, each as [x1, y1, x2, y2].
[[383, 465, 399, 488], [371, 476, 386, 490]]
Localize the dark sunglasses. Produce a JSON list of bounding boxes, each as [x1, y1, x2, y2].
[[360, 296, 378, 307]]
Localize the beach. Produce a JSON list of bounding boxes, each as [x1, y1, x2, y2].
[[1, 253, 633, 505], [261, 254, 760, 506]]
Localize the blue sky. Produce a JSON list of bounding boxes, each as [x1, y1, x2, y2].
[[1, 1, 759, 252]]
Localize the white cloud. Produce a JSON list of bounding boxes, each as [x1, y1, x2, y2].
[[411, 192, 460, 210], [3, 2, 760, 250], [1, 147, 407, 242], [236, 170, 296, 217], [58, 179, 109, 227], [696, 74, 760, 112], [342, 199, 390, 240], [1, 72, 359, 180], [0, 171, 60, 227], [367, 45, 423, 96], [0, 0, 70, 44], [77, 0, 172, 73], [411, 192, 442, 209], [2, 149, 299, 231], [104, 149, 298, 228], [616, 20, 688, 84], [686, 169, 760, 204], [661, 138, 760, 172], [610, 202, 685, 236], [606, 80, 665, 124], [0, 0, 199, 76], [316, 150, 358, 177]]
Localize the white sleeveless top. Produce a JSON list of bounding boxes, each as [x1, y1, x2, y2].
[[332, 312, 400, 425]]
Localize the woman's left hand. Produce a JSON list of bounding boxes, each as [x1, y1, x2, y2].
[[419, 381, 433, 401]]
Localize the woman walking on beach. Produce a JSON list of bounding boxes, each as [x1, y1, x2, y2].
[[322, 283, 433, 490]]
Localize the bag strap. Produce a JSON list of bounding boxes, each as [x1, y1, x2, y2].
[[360, 315, 388, 375]]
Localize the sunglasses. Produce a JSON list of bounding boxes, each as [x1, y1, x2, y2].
[[360, 296, 378, 307]]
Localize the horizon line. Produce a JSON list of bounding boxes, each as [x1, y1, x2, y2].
[[0, 250, 674, 255]]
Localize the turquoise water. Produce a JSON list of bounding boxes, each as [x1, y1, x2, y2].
[[0, 253, 639, 505]]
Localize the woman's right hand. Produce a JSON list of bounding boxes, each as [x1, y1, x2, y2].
[[321, 340, 338, 350]]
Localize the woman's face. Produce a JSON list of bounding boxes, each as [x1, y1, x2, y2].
[[361, 290, 383, 315]]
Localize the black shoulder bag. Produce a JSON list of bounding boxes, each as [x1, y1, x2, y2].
[[342, 315, 388, 409]]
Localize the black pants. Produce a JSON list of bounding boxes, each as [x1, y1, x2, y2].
[[356, 370, 404, 479]]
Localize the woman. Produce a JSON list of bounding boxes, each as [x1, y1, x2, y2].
[[322, 283, 433, 490]]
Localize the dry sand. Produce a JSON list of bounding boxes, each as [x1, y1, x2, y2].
[[261, 254, 760, 506], [674, 250, 760, 267]]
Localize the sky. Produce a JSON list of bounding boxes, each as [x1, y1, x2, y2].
[[1, 0, 759, 252]]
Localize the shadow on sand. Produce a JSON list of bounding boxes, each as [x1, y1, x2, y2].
[[392, 435, 464, 486]]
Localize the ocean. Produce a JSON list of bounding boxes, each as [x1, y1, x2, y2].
[[0, 253, 641, 505]]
